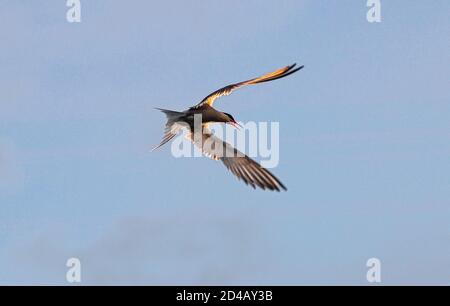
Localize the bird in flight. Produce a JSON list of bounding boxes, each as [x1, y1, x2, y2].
[[153, 63, 304, 191]]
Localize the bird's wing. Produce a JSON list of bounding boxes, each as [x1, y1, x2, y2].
[[192, 63, 303, 109], [188, 129, 287, 191]]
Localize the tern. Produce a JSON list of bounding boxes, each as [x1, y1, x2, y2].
[[153, 64, 304, 191]]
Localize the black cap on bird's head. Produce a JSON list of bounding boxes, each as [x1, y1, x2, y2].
[[223, 112, 242, 129]]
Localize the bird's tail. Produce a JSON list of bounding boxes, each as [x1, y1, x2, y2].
[[152, 108, 185, 151]]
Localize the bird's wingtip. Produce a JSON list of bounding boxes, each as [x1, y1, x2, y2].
[[150, 144, 161, 152]]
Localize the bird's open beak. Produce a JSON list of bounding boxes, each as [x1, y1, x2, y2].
[[230, 121, 243, 130]]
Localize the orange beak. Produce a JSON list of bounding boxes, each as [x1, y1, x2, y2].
[[230, 120, 242, 130]]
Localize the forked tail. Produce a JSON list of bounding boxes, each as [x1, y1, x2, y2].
[[152, 108, 184, 151]]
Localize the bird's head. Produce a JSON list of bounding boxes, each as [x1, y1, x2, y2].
[[223, 112, 242, 129]]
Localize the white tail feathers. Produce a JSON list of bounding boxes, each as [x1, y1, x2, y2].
[[152, 108, 184, 151]]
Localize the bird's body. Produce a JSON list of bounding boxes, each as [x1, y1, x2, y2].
[[154, 63, 304, 191], [170, 104, 232, 127]]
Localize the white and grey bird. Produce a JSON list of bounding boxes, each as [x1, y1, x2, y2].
[[153, 64, 304, 191]]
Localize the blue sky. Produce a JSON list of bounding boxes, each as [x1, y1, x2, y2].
[[0, 0, 449, 285]]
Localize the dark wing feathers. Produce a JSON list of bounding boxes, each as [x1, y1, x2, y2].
[[192, 63, 304, 109], [189, 130, 287, 191]]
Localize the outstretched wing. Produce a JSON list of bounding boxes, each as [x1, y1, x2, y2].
[[188, 129, 287, 191], [192, 63, 303, 109]]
